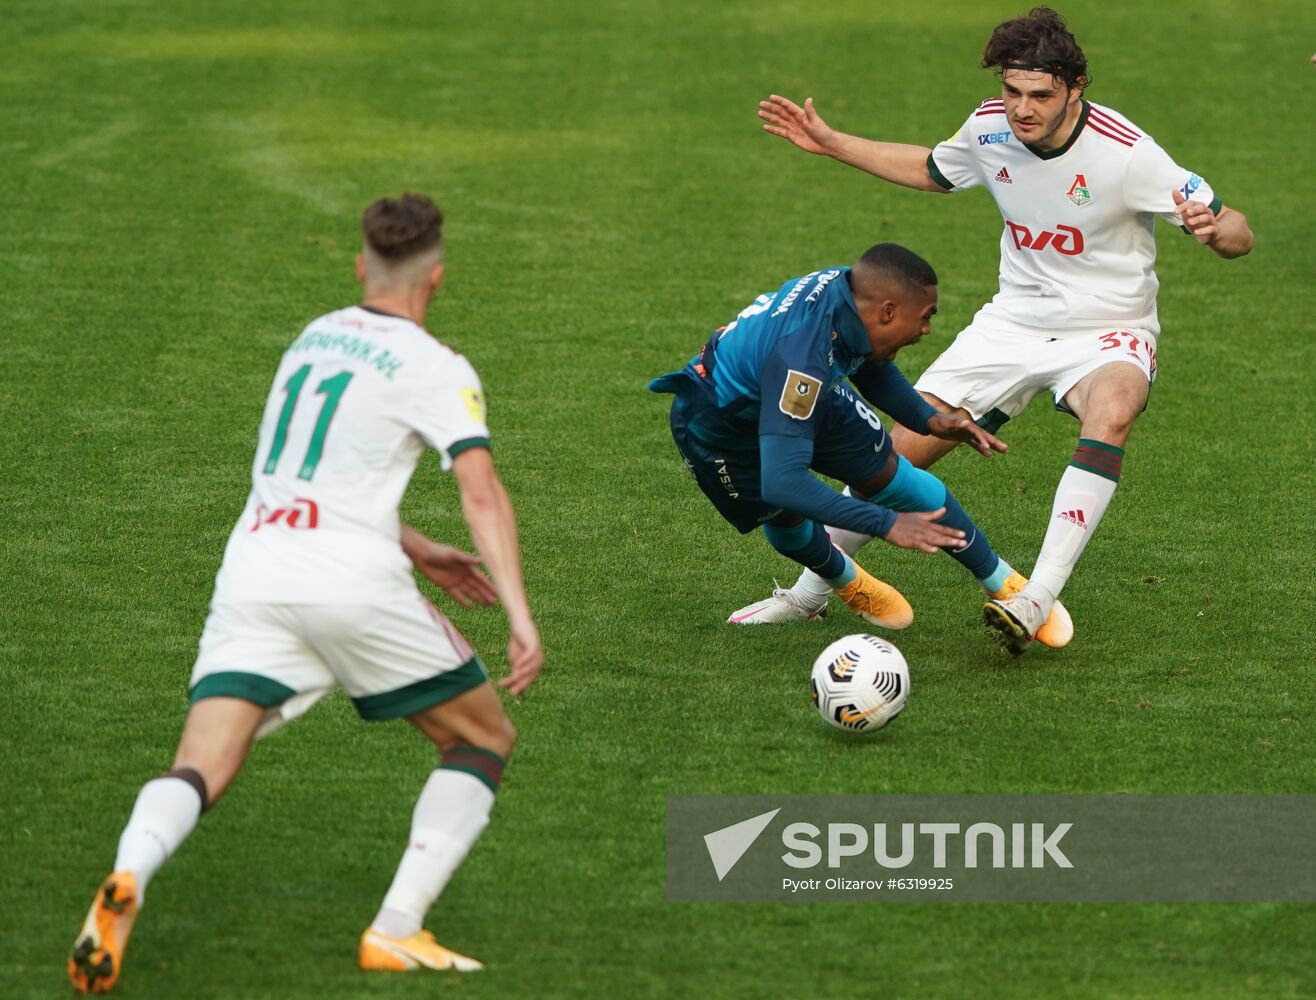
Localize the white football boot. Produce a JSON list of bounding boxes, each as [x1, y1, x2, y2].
[[983, 592, 1049, 656], [727, 585, 827, 624], [989, 570, 1073, 649]]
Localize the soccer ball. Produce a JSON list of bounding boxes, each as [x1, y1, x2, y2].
[[810, 634, 910, 734]]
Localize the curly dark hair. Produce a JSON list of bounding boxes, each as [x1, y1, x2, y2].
[[982, 7, 1089, 91], [361, 192, 443, 260]]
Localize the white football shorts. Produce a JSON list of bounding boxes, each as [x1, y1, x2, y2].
[[914, 315, 1158, 429], [189, 596, 486, 738]]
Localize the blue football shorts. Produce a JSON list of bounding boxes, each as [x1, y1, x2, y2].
[[668, 382, 893, 533]]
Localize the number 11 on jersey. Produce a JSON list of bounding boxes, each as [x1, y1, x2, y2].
[[262, 365, 354, 480]]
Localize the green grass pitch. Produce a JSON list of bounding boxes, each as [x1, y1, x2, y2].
[[3, 1, 1314, 996]]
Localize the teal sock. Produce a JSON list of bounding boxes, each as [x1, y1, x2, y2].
[[979, 558, 1011, 594], [827, 553, 858, 589], [873, 458, 1002, 582]]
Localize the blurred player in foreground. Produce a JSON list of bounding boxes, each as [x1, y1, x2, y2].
[[753, 6, 1252, 652], [650, 243, 1069, 635], [70, 193, 542, 993]]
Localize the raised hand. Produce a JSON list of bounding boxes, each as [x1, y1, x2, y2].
[[883, 508, 967, 553], [758, 95, 838, 156]]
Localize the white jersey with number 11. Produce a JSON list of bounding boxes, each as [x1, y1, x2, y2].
[[212, 305, 490, 606]]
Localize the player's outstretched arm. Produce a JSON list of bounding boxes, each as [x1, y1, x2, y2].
[[1173, 191, 1254, 259], [400, 523, 498, 608], [757, 95, 945, 193], [759, 435, 964, 552], [452, 448, 544, 695]]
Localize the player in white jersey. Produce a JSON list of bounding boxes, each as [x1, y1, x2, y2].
[[69, 194, 543, 993], [747, 6, 1252, 652]]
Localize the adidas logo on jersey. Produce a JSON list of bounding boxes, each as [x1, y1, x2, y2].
[[994, 167, 1011, 184], [1058, 509, 1087, 527]]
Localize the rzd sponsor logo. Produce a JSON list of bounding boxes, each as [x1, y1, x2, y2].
[[1005, 221, 1084, 256], [251, 497, 319, 532]]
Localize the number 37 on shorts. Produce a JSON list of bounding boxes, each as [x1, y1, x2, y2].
[[1099, 329, 1156, 378]]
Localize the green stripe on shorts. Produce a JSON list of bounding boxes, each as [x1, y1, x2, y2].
[[190, 671, 296, 707], [351, 656, 489, 721]]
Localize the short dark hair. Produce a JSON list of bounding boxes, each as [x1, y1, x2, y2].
[[361, 192, 443, 260], [982, 7, 1089, 91], [856, 243, 938, 294]]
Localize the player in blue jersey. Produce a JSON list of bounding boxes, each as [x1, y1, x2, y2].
[[650, 243, 1058, 632]]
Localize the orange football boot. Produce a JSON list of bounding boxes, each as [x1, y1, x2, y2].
[[359, 928, 484, 973], [69, 872, 138, 994], [834, 564, 914, 630]]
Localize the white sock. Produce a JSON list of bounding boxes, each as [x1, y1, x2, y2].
[[788, 489, 874, 607], [1027, 464, 1119, 609], [371, 768, 496, 938], [113, 777, 203, 904]]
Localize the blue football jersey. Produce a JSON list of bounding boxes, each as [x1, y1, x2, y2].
[[650, 267, 872, 448]]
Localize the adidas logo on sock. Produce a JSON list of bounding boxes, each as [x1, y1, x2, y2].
[[1058, 509, 1087, 526], [995, 167, 1012, 184]]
